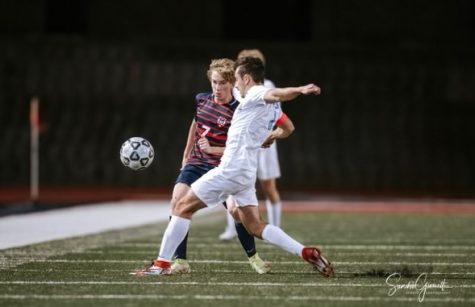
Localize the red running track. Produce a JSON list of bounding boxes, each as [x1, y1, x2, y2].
[[1, 186, 474, 214]]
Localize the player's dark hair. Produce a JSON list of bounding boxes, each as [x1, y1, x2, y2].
[[235, 56, 265, 84]]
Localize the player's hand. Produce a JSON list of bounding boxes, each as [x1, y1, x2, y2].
[[301, 84, 321, 95], [261, 133, 276, 148], [198, 137, 211, 153]]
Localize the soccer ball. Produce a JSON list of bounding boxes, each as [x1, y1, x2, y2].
[[120, 137, 155, 170]]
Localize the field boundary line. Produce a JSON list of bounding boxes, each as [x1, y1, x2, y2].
[[0, 294, 473, 303], [1, 280, 474, 289], [68, 250, 473, 257], [4, 269, 474, 276], [28, 259, 475, 266]]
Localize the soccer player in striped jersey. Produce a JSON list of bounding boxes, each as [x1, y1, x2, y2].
[[136, 57, 333, 277], [163, 58, 271, 274]]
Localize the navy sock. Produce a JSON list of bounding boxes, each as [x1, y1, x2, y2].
[[174, 232, 189, 259], [235, 222, 256, 258]]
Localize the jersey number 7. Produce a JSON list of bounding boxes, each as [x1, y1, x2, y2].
[[201, 125, 211, 137]]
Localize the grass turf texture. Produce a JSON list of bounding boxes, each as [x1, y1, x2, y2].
[[0, 212, 474, 307]]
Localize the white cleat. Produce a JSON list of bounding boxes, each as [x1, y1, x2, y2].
[[170, 258, 191, 274], [249, 253, 271, 274], [219, 229, 237, 240]]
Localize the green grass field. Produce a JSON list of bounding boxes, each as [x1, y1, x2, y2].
[[1, 211, 474, 307]]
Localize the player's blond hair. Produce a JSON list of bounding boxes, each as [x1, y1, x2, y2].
[[207, 58, 236, 83], [237, 49, 266, 66]]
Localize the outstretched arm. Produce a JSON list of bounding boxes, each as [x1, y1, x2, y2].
[[262, 112, 295, 148], [264, 84, 321, 103]]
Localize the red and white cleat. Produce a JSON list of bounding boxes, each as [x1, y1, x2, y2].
[[302, 247, 334, 277], [131, 260, 172, 276]]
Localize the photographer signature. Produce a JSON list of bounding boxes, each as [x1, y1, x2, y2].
[[386, 272, 448, 302]]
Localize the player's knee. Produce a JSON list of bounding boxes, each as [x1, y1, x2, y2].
[[173, 199, 193, 218], [170, 198, 179, 212], [245, 221, 265, 238], [260, 180, 277, 194], [173, 194, 206, 218], [229, 207, 241, 222]]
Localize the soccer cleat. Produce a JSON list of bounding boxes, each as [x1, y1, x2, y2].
[[131, 259, 172, 276], [301, 247, 334, 277], [170, 258, 191, 274], [219, 228, 237, 241], [249, 253, 271, 274]]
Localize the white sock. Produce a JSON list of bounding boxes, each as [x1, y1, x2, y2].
[[266, 200, 275, 225], [225, 211, 236, 233], [271, 201, 282, 227], [157, 215, 190, 261], [274, 201, 282, 227], [261, 224, 304, 256], [266, 200, 282, 227]]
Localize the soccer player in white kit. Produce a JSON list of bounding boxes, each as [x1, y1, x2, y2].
[[135, 57, 334, 277], [220, 49, 285, 240]]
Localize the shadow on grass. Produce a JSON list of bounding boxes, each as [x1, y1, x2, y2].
[[352, 266, 432, 278]]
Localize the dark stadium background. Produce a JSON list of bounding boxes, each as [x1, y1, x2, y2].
[[0, 0, 474, 204]]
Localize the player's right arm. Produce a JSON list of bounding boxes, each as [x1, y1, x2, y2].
[[262, 112, 295, 148], [182, 119, 196, 168], [197, 137, 225, 156]]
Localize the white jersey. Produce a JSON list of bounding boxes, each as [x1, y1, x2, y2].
[[257, 79, 282, 180], [264, 79, 275, 88], [218, 85, 280, 184], [191, 84, 281, 207]]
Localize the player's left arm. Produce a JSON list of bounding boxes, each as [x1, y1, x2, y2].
[[182, 119, 197, 167], [264, 84, 321, 103], [261, 112, 295, 148]]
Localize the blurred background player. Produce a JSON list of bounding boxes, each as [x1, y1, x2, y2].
[[168, 58, 270, 274], [219, 49, 286, 240]]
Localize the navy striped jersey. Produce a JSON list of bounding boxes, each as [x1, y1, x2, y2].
[[187, 92, 239, 167]]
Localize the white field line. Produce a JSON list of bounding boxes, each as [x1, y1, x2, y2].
[[74, 250, 474, 257], [0, 294, 473, 303], [7, 268, 475, 276], [120, 243, 475, 250], [0, 281, 387, 286], [185, 238, 475, 244], [9, 268, 475, 276], [128, 236, 475, 245], [21, 259, 475, 266], [5, 280, 475, 288], [1, 280, 474, 289], [322, 244, 475, 250]]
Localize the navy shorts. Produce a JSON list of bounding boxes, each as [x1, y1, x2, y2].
[[175, 163, 215, 186]]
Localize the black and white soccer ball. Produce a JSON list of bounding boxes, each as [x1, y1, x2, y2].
[[120, 137, 155, 170]]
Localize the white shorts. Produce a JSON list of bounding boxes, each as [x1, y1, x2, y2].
[[257, 142, 281, 180], [191, 167, 258, 208]]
